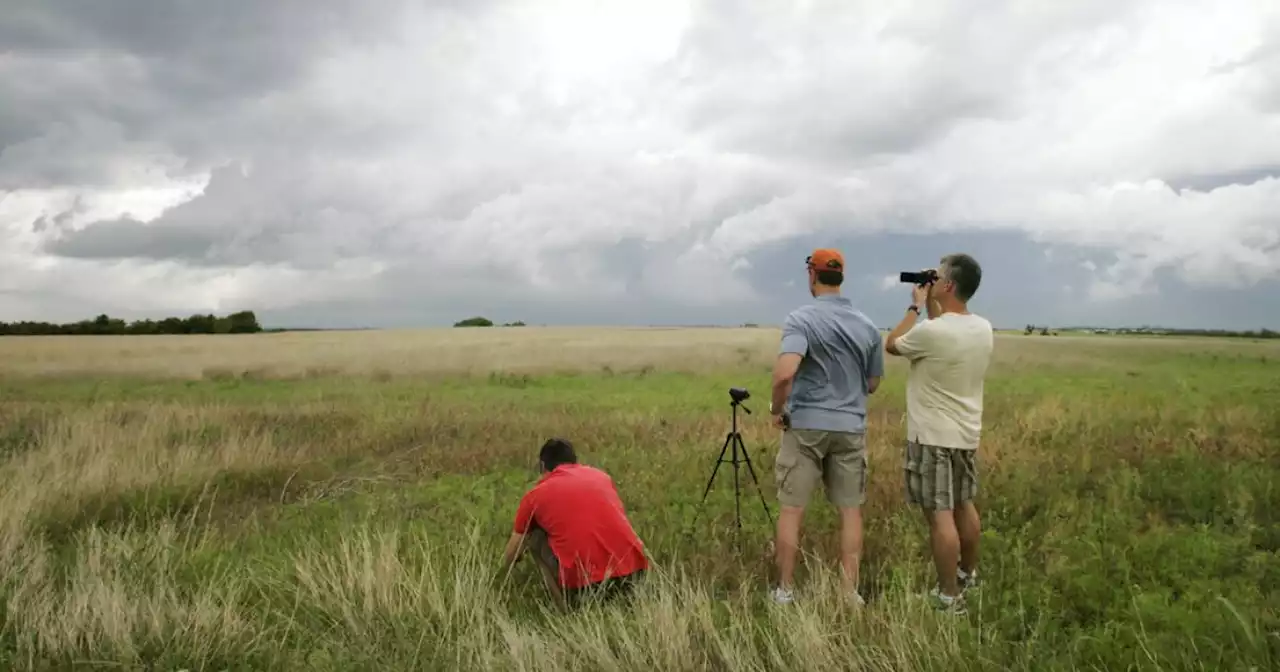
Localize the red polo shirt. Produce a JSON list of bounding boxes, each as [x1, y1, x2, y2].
[[513, 464, 648, 590]]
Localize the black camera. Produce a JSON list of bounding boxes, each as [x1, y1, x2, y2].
[[729, 387, 750, 403], [899, 269, 938, 285]]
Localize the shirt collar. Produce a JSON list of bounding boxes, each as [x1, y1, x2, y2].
[[540, 463, 575, 480]]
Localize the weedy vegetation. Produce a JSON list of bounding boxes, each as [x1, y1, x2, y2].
[[0, 327, 1277, 670]]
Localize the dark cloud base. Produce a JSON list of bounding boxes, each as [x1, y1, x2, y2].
[[257, 231, 1280, 332]]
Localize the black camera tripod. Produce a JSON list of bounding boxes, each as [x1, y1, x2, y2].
[[687, 387, 775, 547]]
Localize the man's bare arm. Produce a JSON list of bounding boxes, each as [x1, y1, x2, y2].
[[885, 307, 920, 356], [771, 352, 802, 414], [502, 531, 525, 570]]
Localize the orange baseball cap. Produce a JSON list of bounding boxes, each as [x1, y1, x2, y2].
[[806, 248, 844, 272]]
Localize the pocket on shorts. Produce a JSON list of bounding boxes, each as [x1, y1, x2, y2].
[[903, 441, 923, 473], [774, 449, 799, 491]]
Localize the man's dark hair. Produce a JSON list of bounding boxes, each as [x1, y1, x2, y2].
[[539, 437, 578, 471], [940, 253, 982, 302], [816, 270, 844, 286]]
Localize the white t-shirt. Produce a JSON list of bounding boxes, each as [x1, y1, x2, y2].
[[891, 312, 994, 450]]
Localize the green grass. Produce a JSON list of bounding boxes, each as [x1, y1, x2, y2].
[[0, 329, 1277, 670]]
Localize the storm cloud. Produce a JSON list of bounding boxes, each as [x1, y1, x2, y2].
[[3, 0, 1279, 329]]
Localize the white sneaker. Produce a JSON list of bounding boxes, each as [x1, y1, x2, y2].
[[928, 587, 967, 615], [770, 586, 795, 605], [958, 567, 979, 594], [847, 591, 866, 607]]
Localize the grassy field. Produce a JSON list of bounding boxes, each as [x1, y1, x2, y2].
[[0, 326, 1277, 671]]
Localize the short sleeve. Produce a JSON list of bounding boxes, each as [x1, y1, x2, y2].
[[893, 320, 936, 361], [513, 490, 537, 534], [779, 311, 808, 356], [867, 330, 885, 377]]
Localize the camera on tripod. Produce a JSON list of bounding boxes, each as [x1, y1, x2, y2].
[[729, 387, 750, 403], [899, 269, 938, 285]]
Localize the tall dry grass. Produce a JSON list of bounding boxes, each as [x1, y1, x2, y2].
[[0, 326, 783, 379], [5, 325, 1266, 380], [0, 403, 984, 670]]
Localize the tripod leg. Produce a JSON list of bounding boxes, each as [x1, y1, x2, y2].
[[698, 432, 734, 503], [687, 432, 735, 537], [735, 432, 775, 526], [732, 433, 742, 535]]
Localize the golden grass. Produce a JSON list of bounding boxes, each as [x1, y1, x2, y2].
[[0, 327, 782, 379], [4, 326, 1275, 380]]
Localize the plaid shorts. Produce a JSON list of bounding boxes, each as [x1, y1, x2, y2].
[[904, 440, 978, 511]]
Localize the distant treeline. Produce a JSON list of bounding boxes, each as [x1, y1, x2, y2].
[[1039, 326, 1278, 339], [0, 311, 262, 336], [1103, 328, 1276, 339], [453, 316, 526, 327], [1156, 328, 1277, 339]]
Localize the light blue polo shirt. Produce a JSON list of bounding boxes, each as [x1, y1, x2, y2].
[[779, 294, 884, 433]]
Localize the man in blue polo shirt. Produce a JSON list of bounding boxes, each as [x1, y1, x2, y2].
[[769, 247, 884, 606]]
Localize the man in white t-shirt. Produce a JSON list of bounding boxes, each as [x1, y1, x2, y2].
[[885, 253, 993, 615]]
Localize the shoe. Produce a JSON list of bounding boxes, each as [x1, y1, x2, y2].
[[929, 587, 967, 615], [958, 567, 979, 594], [847, 591, 866, 607], [770, 586, 795, 605]]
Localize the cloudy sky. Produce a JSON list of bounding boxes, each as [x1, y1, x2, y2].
[[2, 0, 1279, 330]]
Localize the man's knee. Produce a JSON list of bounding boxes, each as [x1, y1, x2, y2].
[[526, 525, 559, 573], [925, 506, 956, 524], [527, 525, 548, 549]]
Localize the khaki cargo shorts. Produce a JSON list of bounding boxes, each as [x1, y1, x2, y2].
[[904, 440, 979, 511], [774, 428, 867, 508]]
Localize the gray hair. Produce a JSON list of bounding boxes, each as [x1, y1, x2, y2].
[[940, 253, 982, 301]]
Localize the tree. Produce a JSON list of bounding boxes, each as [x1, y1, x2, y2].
[[184, 314, 217, 334], [0, 310, 263, 336], [159, 317, 187, 334], [453, 316, 494, 327], [227, 310, 262, 333]]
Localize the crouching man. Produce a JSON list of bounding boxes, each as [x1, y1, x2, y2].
[[502, 438, 649, 609]]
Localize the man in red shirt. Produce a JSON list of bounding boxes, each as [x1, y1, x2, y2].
[[502, 438, 649, 609]]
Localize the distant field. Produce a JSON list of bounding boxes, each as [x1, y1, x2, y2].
[[0, 327, 1277, 670]]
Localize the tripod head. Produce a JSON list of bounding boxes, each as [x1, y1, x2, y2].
[[728, 387, 752, 414]]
